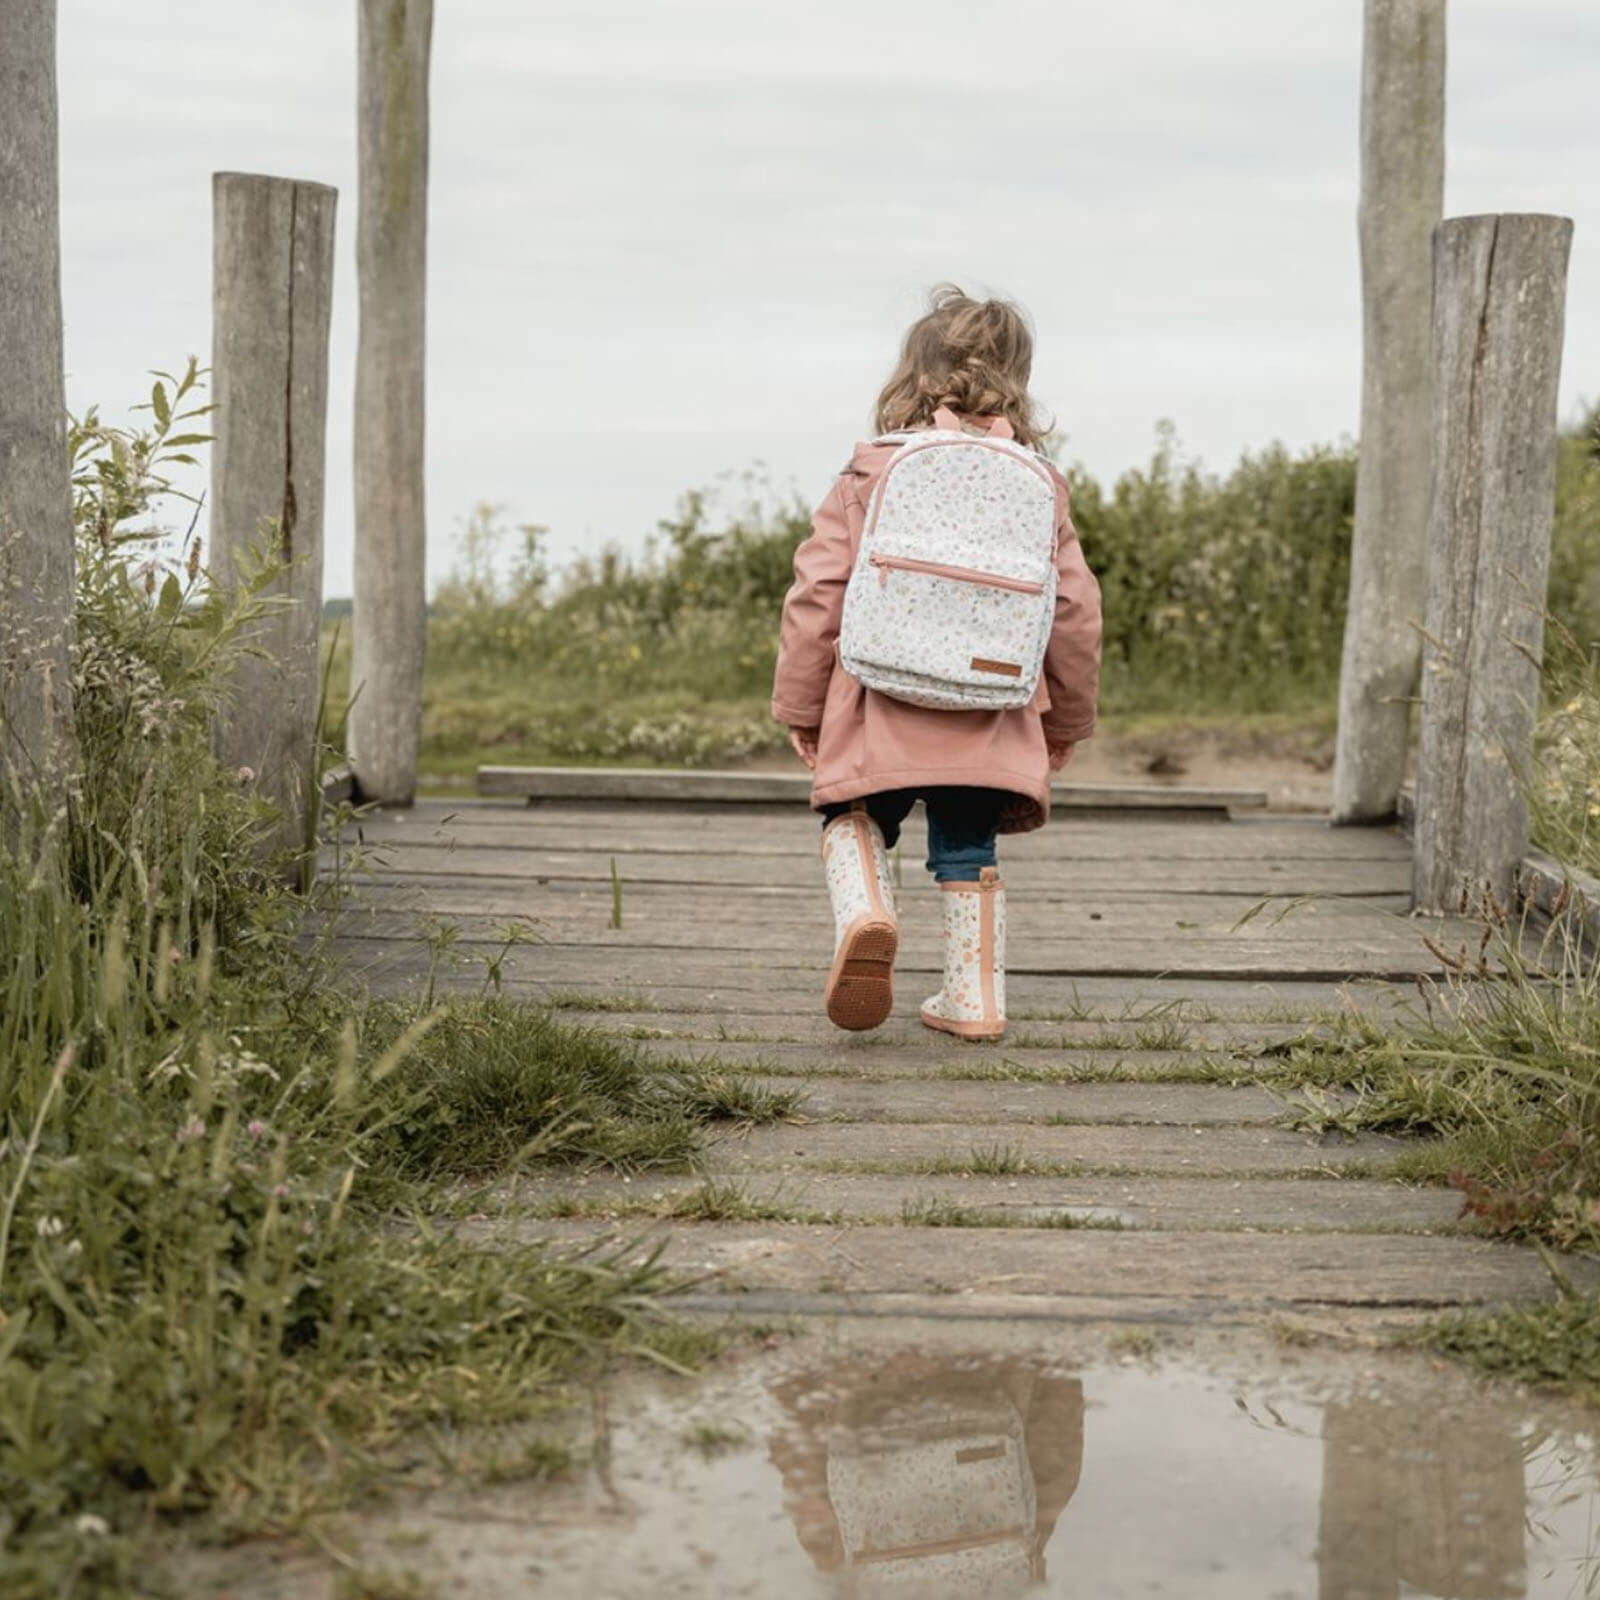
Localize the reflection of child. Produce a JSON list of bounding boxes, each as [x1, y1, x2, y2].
[[774, 287, 1102, 1043], [767, 1353, 1084, 1595]]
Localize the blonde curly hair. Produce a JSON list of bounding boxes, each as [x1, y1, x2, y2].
[[874, 285, 1049, 449]]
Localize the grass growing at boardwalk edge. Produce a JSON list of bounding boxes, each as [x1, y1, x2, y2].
[[0, 371, 734, 1598]]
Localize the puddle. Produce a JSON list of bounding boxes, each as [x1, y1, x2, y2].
[[184, 1322, 1600, 1599]]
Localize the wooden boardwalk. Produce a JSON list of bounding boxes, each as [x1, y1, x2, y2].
[[332, 796, 1582, 1328]]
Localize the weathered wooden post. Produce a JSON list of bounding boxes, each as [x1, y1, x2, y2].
[[0, 0, 75, 810], [210, 174, 338, 863], [1413, 214, 1573, 914], [349, 0, 433, 805], [1332, 0, 1446, 823]]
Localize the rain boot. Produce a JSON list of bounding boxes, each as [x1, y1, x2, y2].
[[920, 867, 1006, 1042], [821, 808, 898, 1031]]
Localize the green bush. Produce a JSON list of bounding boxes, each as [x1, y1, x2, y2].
[[404, 411, 1600, 770], [1068, 426, 1357, 713]]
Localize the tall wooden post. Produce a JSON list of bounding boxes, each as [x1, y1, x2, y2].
[[210, 174, 338, 865], [1413, 214, 1573, 914], [1332, 0, 1446, 823], [0, 0, 75, 810], [350, 0, 433, 805]]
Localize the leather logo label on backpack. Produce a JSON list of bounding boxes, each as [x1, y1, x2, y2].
[[970, 657, 1023, 678]]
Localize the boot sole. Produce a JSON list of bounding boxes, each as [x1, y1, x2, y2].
[[825, 918, 897, 1031], [920, 1006, 1007, 1043]]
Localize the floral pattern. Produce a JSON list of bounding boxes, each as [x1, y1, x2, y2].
[[840, 433, 1058, 711], [922, 873, 1006, 1033], [821, 810, 896, 950]]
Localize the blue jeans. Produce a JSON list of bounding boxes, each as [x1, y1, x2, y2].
[[821, 788, 1002, 884]]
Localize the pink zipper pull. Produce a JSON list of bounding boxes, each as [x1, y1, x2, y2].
[[871, 553, 889, 588]]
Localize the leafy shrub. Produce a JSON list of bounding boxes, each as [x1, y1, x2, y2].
[[406, 409, 1599, 771], [1068, 426, 1357, 713]]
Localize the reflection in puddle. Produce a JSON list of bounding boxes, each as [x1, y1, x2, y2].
[[180, 1329, 1600, 1599], [768, 1355, 1082, 1596], [1320, 1399, 1527, 1598], [751, 1347, 1597, 1600]]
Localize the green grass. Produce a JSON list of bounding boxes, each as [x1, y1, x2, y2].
[[320, 412, 1600, 775], [1258, 924, 1600, 1252], [1420, 1289, 1600, 1406], [0, 371, 744, 1598]]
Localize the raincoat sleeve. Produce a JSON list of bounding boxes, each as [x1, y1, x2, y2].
[[771, 474, 856, 729], [1040, 481, 1102, 746]]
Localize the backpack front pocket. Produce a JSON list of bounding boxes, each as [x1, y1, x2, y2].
[[842, 553, 1054, 706], [867, 553, 1046, 598]]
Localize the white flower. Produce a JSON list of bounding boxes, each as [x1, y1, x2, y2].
[[35, 1215, 64, 1239], [75, 1514, 109, 1537]]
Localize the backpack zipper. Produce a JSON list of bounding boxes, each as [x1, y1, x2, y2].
[[868, 552, 1045, 595]]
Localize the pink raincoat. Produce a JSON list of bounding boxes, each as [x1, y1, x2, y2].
[[772, 416, 1103, 834]]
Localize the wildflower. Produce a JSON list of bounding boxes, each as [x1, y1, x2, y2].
[[238, 765, 256, 784], [35, 1215, 64, 1239], [75, 1514, 109, 1538], [273, 1183, 290, 1199], [247, 1118, 268, 1141], [177, 1115, 206, 1146]]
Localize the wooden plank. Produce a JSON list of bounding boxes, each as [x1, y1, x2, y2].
[[1333, 0, 1446, 821], [513, 1219, 1592, 1309], [338, 882, 1414, 928], [622, 1030, 1299, 1065], [707, 1121, 1405, 1176], [211, 172, 338, 866], [690, 1076, 1289, 1127], [320, 952, 1415, 1018], [329, 900, 1465, 954], [325, 932, 1464, 982], [0, 0, 75, 807], [476, 765, 1269, 812], [334, 817, 1410, 864], [329, 852, 1411, 896], [1413, 212, 1573, 911], [1518, 847, 1600, 951], [514, 1171, 1467, 1233]]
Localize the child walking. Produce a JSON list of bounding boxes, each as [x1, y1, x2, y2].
[[772, 286, 1102, 1041]]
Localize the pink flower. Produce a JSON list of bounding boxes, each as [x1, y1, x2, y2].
[[177, 1116, 205, 1146], [247, 1119, 268, 1141], [272, 1183, 289, 1199], [237, 766, 256, 784]]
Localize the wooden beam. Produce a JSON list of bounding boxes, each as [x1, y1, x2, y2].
[[0, 0, 74, 812], [1332, 0, 1445, 823], [349, 0, 433, 806], [1413, 214, 1573, 914], [210, 173, 337, 868], [1518, 848, 1600, 954], [475, 765, 1268, 812]]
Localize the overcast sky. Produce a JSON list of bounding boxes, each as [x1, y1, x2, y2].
[[57, 0, 1597, 595]]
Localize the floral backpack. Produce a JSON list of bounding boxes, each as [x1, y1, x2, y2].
[[837, 408, 1058, 711]]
